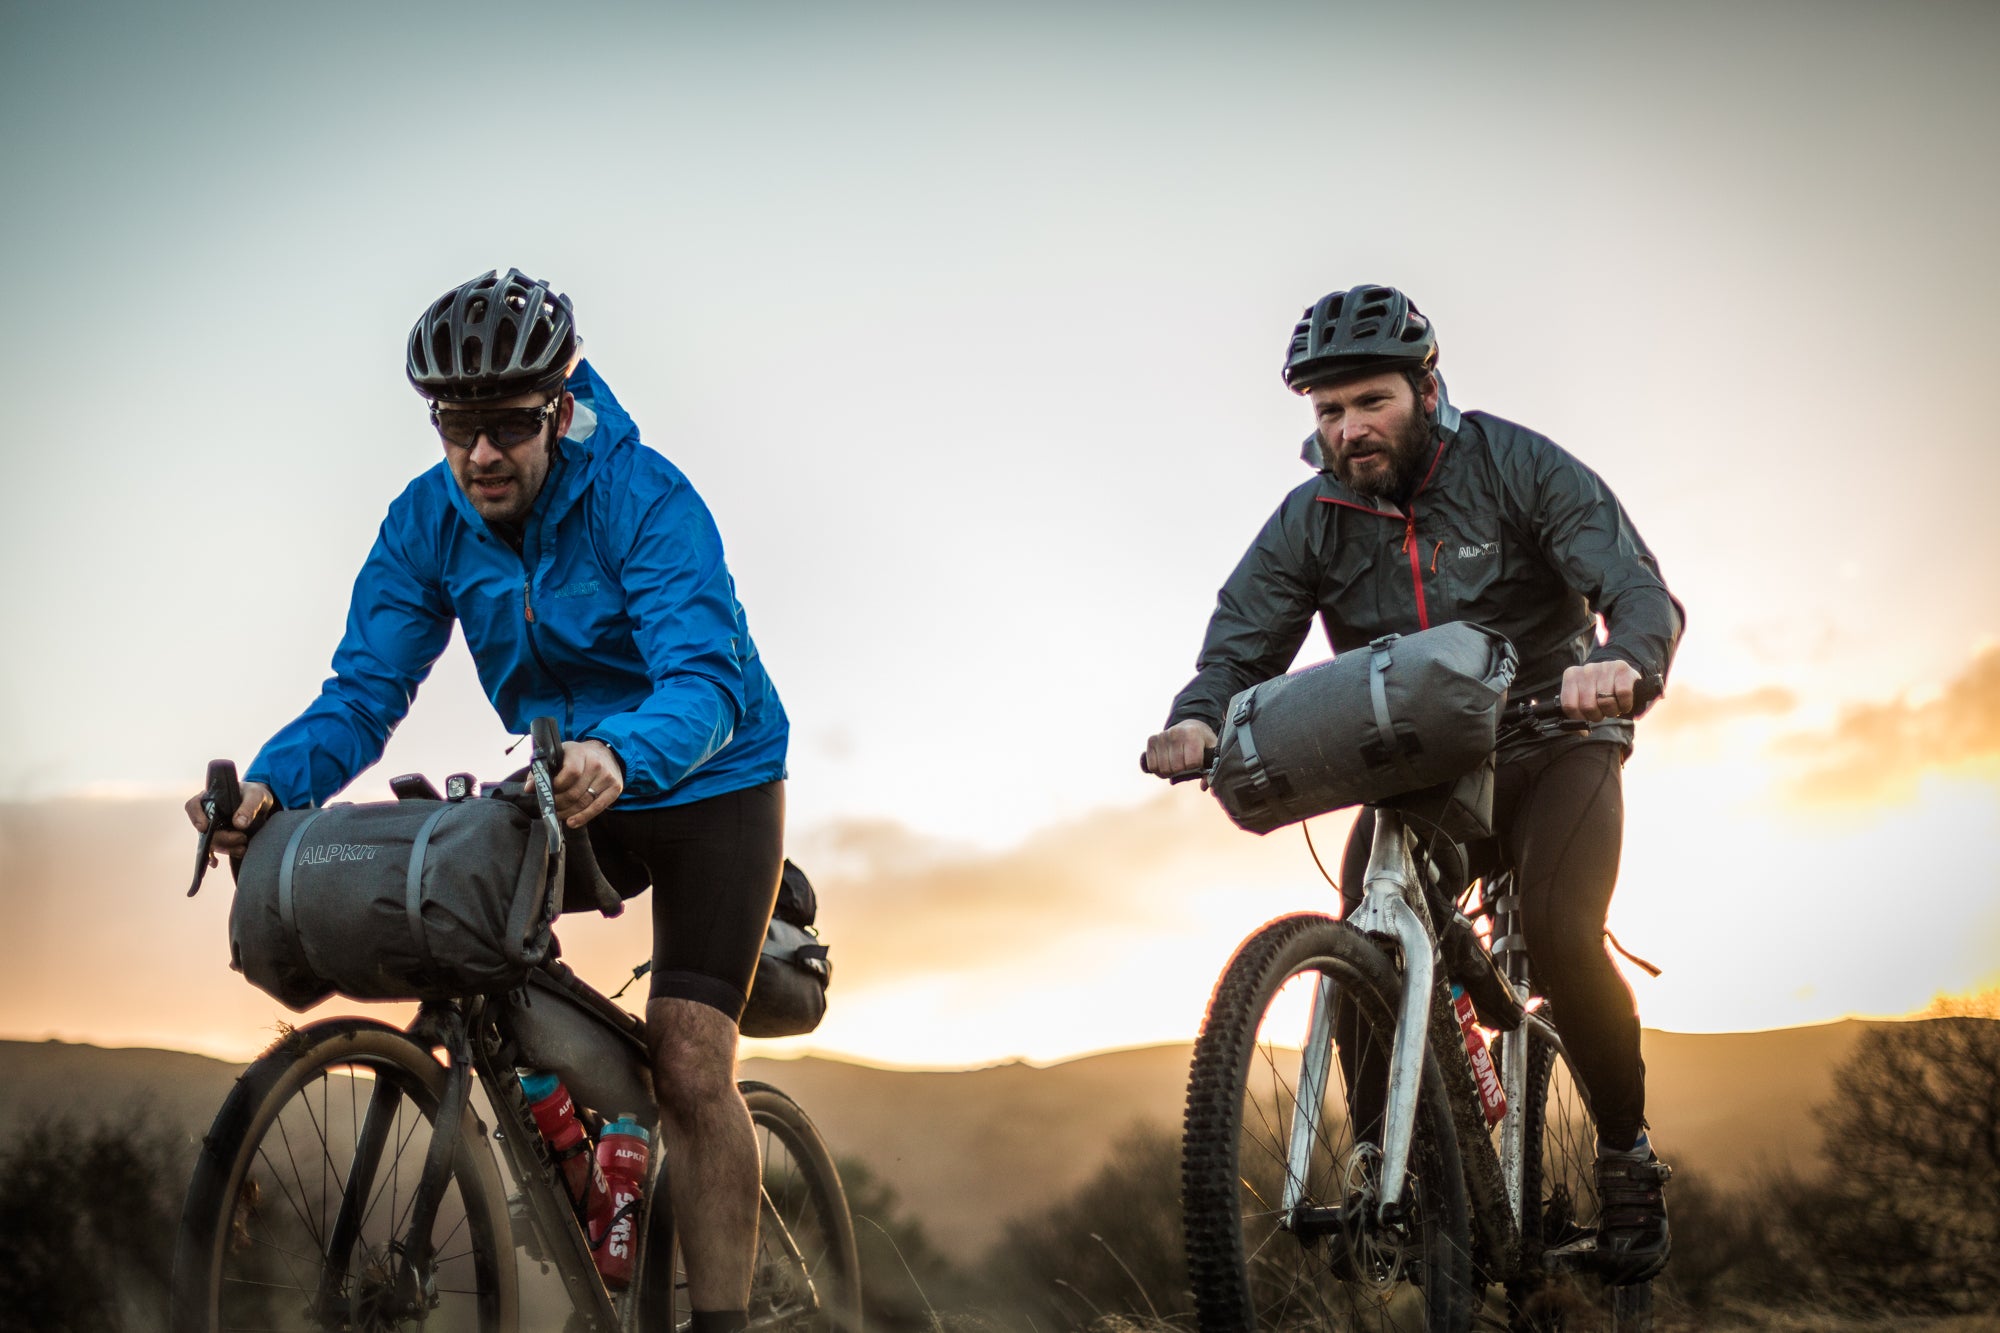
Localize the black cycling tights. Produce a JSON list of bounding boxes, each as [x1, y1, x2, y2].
[[1339, 741, 1646, 1149], [584, 780, 786, 1022]]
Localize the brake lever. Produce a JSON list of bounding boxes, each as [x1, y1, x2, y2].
[[188, 760, 242, 897], [526, 716, 624, 919]]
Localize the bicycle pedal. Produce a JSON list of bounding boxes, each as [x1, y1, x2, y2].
[[1539, 1235, 1601, 1274]]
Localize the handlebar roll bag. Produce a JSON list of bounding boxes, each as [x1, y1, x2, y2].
[[228, 799, 554, 1011], [1210, 620, 1518, 835]]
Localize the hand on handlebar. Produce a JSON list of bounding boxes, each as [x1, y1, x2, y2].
[[1560, 660, 1643, 723], [1143, 719, 1219, 783], [184, 779, 275, 862], [550, 739, 623, 828]]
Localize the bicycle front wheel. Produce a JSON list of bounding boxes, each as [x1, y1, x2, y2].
[[1510, 1013, 1652, 1332], [1183, 913, 1474, 1332], [171, 1018, 517, 1333]]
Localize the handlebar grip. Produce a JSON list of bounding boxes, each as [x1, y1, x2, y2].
[[1140, 747, 1217, 784]]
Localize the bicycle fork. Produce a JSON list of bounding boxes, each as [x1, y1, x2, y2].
[[313, 1004, 475, 1324], [1286, 810, 1437, 1230]]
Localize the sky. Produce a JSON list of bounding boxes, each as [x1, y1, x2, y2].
[[1, 0, 1996, 1068]]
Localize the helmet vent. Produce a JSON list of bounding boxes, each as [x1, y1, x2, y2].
[[523, 320, 551, 366], [1362, 286, 1395, 302], [461, 336, 482, 376], [496, 317, 520, 367], [466, 297, 488, 325]]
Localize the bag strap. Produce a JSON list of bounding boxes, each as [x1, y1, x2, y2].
[[1229, 690, 1276, 806], [504, 817, 553, 967], [403, 804, 454, 979], [277, 811, 328, 977], [1367, 636, 1411, 780]]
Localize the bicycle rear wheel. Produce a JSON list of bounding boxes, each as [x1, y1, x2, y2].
[[1183, 913, 1475, 1331], [1509, 1014, 1652, 1332], [662, 1081, 862, 1332], [171, 1019, 516, 1333]]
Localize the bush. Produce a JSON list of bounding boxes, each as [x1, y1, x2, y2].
[[982, 1123, 1188, 1330], [1798, 1015, 2000, 1313], [0, 1109, 190, 1333], [837, 1155, 987, 1332]]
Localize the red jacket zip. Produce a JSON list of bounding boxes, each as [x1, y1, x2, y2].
[[1316, 438, 1450, 630], [1403, 517, 1431, 628]]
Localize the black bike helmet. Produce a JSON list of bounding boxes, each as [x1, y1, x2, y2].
[[407, 268, 579, 402], [1281, 284, 1438, 392]]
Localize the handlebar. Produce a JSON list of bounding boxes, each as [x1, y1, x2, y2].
[[185, 716, 627, 920], [1139, 673, 1664, 788], [1139, 747, 1217, 785]]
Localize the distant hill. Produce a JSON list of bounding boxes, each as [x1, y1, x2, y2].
[[0, 1020, 1876, 1261]]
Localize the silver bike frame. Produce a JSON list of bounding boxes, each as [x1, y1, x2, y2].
[[1284, 808, 1438, 1224]]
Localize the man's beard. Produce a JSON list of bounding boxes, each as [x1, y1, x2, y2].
[[1331, 402, 1435, 504]]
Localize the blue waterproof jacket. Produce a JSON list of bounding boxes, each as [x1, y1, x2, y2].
[[247, 361, 788, 809]]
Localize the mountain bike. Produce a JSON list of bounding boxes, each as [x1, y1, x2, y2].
[[1176, 694, 1661, 1332], [169, 722, 862, 1333]]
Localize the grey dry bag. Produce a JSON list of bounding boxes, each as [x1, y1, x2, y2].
[[229, 799, 555, 1012], [1210, 620, 1518, 835]]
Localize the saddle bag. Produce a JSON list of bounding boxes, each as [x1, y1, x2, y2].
[[739, 860, 832, 1039], [229, 799, 555, 1011], [1209, 620, 1519, 835]]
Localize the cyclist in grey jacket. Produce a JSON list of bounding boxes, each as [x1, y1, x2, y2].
[[1145, 284, 1683, 1283]]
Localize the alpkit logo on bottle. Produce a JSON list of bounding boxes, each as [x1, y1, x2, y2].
[[297, 843, 381, 867]]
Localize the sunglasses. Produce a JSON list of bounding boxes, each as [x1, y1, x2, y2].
[[431, 399, 559, 449]]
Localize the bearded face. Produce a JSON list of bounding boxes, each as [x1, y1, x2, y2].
[[1307, 371, 1437, 504]]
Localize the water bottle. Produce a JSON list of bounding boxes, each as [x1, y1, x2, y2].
[[519, 1071, 606, 1215], [1451, 984, 1508, 1127], [590, 1114, 651, 1290]]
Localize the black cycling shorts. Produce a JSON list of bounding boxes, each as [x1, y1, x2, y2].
[[582, 780, 785, 1022]]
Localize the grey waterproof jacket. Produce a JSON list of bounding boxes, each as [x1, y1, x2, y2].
[[1167, 396, 1683, 750]]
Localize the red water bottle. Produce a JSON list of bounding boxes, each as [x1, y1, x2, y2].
[[520, 1071, 606, 1215], [590, 1114, 651, 1290], [1451, 984, 1508, 1127]]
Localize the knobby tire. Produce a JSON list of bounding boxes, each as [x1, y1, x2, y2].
[[1509, 1012, 1653, 1332], [1183, 913, 1475, 1332]]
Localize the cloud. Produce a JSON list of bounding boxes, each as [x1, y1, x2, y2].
[[1775, 643, 2000, 803], [785, 792, 1344, 990], [1647, 684, 1798, 732]]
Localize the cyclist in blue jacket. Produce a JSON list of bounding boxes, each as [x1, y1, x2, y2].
[[188, 268, 786, 1331]]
